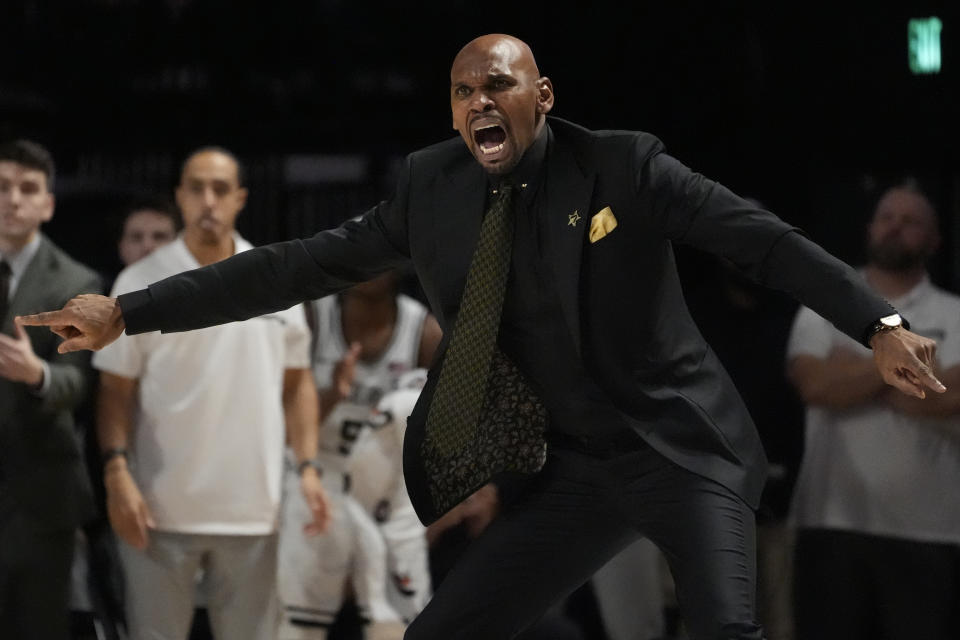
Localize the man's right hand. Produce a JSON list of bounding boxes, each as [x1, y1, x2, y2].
[[104, 462, 155, 549], [17, 294, 125, 353], [331, 342, 362, 400]]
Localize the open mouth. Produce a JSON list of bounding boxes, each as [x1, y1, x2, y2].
[[474, 124, 507, 156]]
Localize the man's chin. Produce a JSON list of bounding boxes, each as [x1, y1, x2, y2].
[[473, 152, 518, 175], [868, 245, 929, 272]]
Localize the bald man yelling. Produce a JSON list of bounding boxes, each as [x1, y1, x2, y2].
[[22, 35, 943, 639]]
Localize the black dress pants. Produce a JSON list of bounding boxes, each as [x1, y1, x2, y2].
[[405, 441, 764, 640], [0, 511, 75, 640]]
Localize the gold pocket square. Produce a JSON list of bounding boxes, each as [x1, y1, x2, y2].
[[589, 207, 618, 243]]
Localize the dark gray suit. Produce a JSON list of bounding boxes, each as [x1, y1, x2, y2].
[[0, 234, 101, 639], [117, 118, 893, 638]]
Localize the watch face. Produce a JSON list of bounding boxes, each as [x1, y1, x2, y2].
[[880, 313, 902, 328]]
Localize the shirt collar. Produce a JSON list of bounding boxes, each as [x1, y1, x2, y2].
[[175, 231, 250, 269], [890, 274, 933, 309], [0, 232, 42, 279], [488, 123, 550, 206], [859, 268, 933, 311]]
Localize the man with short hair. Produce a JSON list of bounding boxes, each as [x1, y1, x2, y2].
[[787, 184, 960, 640], [117, 200, 178, 267], [92, 147, 329, 640], [0, 139, 102, 639], [23, 37, 945, 640]]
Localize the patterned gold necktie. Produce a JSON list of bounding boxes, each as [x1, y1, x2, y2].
[[425, 182, 516, 457]]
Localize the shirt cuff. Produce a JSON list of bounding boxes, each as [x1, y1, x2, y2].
[[117, 288, 158, 335], [32, 359, 52, 396]]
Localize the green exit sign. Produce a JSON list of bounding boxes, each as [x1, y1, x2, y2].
[[908, 17, 942, 74]]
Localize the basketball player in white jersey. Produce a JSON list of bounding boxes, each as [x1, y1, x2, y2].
[[278, 272, 441, 640]]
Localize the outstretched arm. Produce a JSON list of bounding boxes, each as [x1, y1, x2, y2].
[[641, 149, 945, 399], [19, 159, 415, 350]]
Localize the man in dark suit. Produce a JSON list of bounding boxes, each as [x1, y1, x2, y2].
[[23, 35, 945, 640], [0, 139, 102, 639]]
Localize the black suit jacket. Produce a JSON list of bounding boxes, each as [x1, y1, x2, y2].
[[120, 118, 893, 523], [1, 235, 100, 530]]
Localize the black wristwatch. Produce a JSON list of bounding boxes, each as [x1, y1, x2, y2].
[[101, 447, 128, 465], [297, 459, 323, 477], [864, 313, 907, 346]]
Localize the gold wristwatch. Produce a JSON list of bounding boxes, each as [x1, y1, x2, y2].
[[864, 313, 905, 346]]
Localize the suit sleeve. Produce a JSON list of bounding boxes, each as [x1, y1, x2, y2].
[[120, 157, 415, 335], [637, 145, 893, 345], [38, 270, 103, 411]]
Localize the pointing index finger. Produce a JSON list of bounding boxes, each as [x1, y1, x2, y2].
[[920, 367, 947, 393], [16, 310, 71, 327]]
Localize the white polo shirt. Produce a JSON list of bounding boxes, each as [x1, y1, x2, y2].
[[93, 235, 311, 535], [787, 275, 960, 544]]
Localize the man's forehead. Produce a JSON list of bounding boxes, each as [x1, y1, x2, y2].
[[875, 190, 936, 223], [0, 161, 44, 181], [451, 40, 530, 80], [127, 209, 172, 225], [183, 153, 238, 181]]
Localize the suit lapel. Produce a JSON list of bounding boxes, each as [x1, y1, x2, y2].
[[5, 236, 54, 333], [541, 137, 595, 355], [433, 157, 487, 313]]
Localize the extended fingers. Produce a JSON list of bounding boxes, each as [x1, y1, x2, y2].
[[303, 489, 331, 535], [917, 364, 947, 393], [131, 503, 154, 550], [345, 342, 362, 363], [58, 336, 92, 354], [889, 368, 925, 399], [51, 325, 79, 340], [16, 310, 72, 327]]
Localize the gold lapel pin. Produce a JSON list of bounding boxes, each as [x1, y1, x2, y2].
[[568, 210, 581, 227]]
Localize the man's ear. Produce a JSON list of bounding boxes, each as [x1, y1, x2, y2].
[[41, 192, 55, 223], [536, 77, 555, 114]]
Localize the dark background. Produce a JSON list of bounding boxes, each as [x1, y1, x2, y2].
[[1, 0, 957, 289]]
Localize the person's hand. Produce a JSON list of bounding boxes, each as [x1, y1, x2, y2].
[[871, 328, 946, 399], [17, 294, 125, 353], [104, 461, 154, 549], [299, 465, 331, 536], [0, 319, 45, 386], [460, 483, 500, 538], [331, 342, 362, 400]]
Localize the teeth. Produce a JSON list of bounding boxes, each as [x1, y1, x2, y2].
[[480, 143, 504, 155], [476, 124, 499, 131]]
